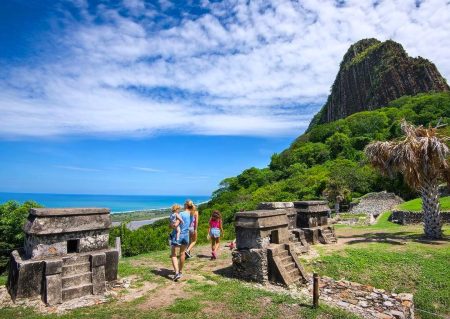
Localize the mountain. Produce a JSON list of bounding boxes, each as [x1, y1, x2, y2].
[[308, 38, 449, 129]]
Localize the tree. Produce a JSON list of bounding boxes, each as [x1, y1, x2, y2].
[[365, 120, 449, 239], [323, 179, 350, 213]]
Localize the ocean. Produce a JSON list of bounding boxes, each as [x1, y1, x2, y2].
[[0, 193, 210, 214]]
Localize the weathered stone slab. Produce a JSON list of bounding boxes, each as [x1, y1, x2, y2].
[[24, 213, 111, 235], [8, 250, 44, 300], [90, 252, 106, 267], [30, 208, 110, 217], [235, 210, 289, 229], [45, 259, 62, 275], [45, 274, 62, 305], [294, 201, 330, 213], [257, 202, 294, 210], [92, 266, 106, 295], [105, 249, 119, 281]]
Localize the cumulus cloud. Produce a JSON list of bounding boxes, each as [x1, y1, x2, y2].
[[1, 0, 449, 138]]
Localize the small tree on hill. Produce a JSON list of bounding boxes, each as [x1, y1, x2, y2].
[[365, 120, 449, 239]]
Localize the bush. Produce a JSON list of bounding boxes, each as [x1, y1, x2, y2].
[[0, 200, 42, 273]]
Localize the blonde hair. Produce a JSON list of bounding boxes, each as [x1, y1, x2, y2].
[[184, 199, 197, 214], [171, 204, 181, 213]]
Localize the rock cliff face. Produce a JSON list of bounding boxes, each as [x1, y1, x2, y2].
[[309, 38, 449, 128]]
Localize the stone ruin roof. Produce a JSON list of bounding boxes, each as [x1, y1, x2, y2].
[[294, 201, 330, 213], [24, 208, 111, 235], [235, 210, 289, 229]]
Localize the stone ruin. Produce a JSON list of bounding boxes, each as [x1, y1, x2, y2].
[[295, 201, 337, 244], [232, 201, 336, 286], [7, 208, 119, 306]]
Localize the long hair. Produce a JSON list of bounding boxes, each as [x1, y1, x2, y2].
[[211, 210, 221, 221], [184, 199, 197, 215]]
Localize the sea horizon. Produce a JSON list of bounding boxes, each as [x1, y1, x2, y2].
[[0, 192, 210, 214]]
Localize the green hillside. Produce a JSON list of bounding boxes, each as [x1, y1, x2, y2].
[[113, 92, 450, 256]]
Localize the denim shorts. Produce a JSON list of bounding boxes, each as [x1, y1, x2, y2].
[[170, 231, 189, 246], [210, 227, 221, 238]]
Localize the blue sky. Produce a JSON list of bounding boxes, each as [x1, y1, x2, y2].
[[1, 0, 449, 195]]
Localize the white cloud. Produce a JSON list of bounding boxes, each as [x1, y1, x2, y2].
[[1, 0, 449, 138]]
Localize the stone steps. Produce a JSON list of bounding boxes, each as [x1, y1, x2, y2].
[[62, 262, 91, 277], [62, 254, 90, 266], [62, 272, 92, 289], [287, 268, 301, 284], [62, 283, 93, 301], [285, 262, 296, 271]]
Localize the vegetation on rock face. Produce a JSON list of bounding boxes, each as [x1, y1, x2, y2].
[[308, 38, 449, 128], [365, 121, 449, 239], [0, 200, 42, 273]]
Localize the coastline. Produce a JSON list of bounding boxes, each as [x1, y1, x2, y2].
[[110, 199, 210, 223], [110, 199, 210, 215], [112, 216, 169, 230]]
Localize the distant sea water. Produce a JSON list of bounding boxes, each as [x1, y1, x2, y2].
[[0, 193, 210, 214]]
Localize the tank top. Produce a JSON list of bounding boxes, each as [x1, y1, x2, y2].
[[209, 219, 220, 228]]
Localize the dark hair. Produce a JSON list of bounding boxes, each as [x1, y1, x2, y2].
[[211, 210, 221, 221]]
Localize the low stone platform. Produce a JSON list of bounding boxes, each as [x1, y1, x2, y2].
[[314, 277, 414, 319]]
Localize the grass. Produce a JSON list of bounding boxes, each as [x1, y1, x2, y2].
[[396, 196, 450, 211], [0, 253, 360, 319], [3, 210, 449, 319], [307, 213, 450, 319], [0, 275, 6, 286]]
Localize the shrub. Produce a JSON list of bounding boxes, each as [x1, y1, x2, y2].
[[0, 200, 42, 273]]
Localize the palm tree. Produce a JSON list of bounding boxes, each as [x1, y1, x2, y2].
[[365, 120, 449, 239]]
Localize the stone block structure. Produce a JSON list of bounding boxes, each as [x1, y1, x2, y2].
[[233, 201, 336, 286], [295, 201, 337, 244], [8, 208, 119, 306]]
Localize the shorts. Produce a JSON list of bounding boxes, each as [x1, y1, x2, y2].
[[170, 232, 189, 246], [189, 226, 196, 234], [210, 227, 221, 238]]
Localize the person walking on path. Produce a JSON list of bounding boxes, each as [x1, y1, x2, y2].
[[170, 204, 191, 281], [208, 210, 223, 260], [185, 200, 199, 259]]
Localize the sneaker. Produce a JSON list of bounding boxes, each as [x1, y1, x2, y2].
[[185, 250, 192, 259], [173, 273, 182, 281]]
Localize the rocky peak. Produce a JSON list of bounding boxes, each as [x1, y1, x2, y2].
[[308, 38, 450, 128]]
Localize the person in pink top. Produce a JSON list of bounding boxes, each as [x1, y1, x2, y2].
[[208, 210, 224, 260]]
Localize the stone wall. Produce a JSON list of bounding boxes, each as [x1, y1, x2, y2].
[[349, 192, 404, 217], [231, 249, 268, 283], [391, 210, 450, 225], [24, 230, 109, 259], [317, 277, 414, 319]]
